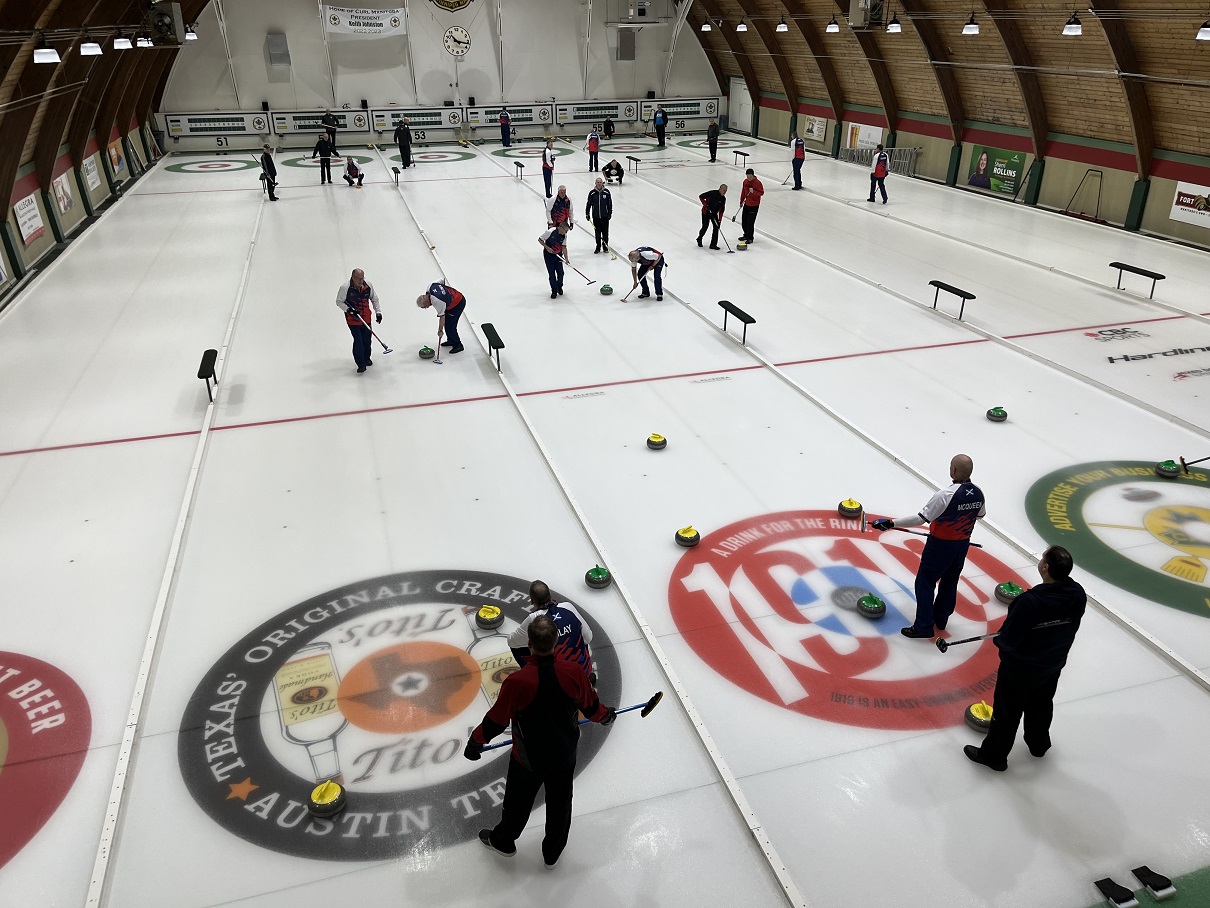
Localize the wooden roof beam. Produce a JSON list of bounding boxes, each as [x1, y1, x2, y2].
[[981, 0, 1048, 161], [698, 0, 766, 111], [1090, 0, 1153, 179], [686, 7, 729, 92], [733, 0, 801, 126], [779, 0, 845, 121], [831, 0, 898, 132], [895, 0, 964, 144]]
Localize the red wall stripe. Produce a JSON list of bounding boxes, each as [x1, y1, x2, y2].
[[843, 109, 888, 129], [963, 127, 1033, 154], [9, 172, 41, 208], [898, 117, 952, 141], [796, 102, 833, 120], [759, 96, 791, 112], [1043, 139, 1136, 173], [1151, 157, 1210, 186]]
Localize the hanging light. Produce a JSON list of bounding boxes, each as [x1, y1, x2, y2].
[[700, 19, 711, 31], [776, 16, 788, 32], [136, 34, 153, 47], [80, 33, 103, 55], [1197, 19, 1210, 40], [736, 17, 748, 32], [34, 34, 61, 63], [1062, 12, 1082, 35], [962, 13, 979, 35], [113, 31, 132, 49], [185, 24, 199, 41], [826, 15, 840, 33], [886, 14, 902, 33]]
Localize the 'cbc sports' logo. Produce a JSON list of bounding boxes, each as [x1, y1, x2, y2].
[[1085, 327, 1150, 342], [667, 511, 1027, 730], [178, 570, 619, 860], [1027, 462, 1210, 617]]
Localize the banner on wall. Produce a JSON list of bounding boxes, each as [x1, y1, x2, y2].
[[967, 144, 1025, 195], [107, 141, 125, 176], [804, 116, 826, 142], [14, 193, 45, 246], [83, 156, 101, 191], [52, 174, 75, 215], [846, 123, 881, 150], [1170, 181, 1210, 229], [324, 6, 405, 35]]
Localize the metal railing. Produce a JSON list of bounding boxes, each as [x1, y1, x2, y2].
[[838, 145, 921, 177]]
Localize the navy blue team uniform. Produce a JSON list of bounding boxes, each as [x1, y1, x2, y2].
[[425, 282, 466, 353], [508, 601, 595, 681], [906, 482, 986, 635], [539, 227, 568, 297]]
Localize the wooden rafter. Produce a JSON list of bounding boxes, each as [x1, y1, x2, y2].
[[895, 0, 964, 144], [698, 0, 765, 109], [733, 0, 800, 120], [831, 0, 898, 132], [686, 7, 729, 92], [981, 0, 1048, 161], [778, 0, 845, 121], [1090, 0, 1153, 179]]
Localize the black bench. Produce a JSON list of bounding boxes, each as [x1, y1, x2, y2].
[[733, 150, 749, 167], [197, 348, 218, 402], [718, 300, 755, 345], [1109, 261, 1165, 299], [514, 161, 524, 179], [627, 155, 641, 173], [928, 280, 976, 321], [481, 322, 505, 372], [391, 166, 400, 185]]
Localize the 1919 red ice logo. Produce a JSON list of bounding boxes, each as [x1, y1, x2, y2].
[[668, 511, 1030, 730]]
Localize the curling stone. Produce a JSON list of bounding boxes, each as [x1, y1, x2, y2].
[[995, 581, 1024, 605], [964, 700, 993, 733], [675, 526, 701, 547], [600, 284, 613, 295], [585, 565, 612, 589], [475, 604, 505, 630], [1155, 460, 1181, 479], [986, 407, 1008, 423], [419, 346, 436, 360], [736, 241, 748, 251], [308, 780, 347, 818], [838, 499, 863, 520], [647, 433, 668, 450], [856, 594, 886, 619]]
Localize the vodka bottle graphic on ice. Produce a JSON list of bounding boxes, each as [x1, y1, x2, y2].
[[464, 605, 519, 707], [273, 641, 349, 782]]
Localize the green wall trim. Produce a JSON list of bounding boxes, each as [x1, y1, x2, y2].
[[761, 91, 787, 100], [962, 120, 1030, 137], [57, 142, 70, 157], [1046, 132, 1134, 154], [843, 102, 884, 115], [900, 110, 950, 125], [1153, 148, 1210, 168], [15, 160, 36, 179], [797, 97, 831, 110]]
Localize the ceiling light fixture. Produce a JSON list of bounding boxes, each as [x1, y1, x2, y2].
[[80, 36, 103, 55], [136, 34, 153, 47], [113, 32, 132, 49], [776, 16, 788, 32], [826, 15, 840, 33], [1062, 12, 1082, 35], [185, 24, 198, 41], [700, 19, 711, 31], [962, 13, 979, 35], [34, 35, 61, 63], [1197, 19, 1210, 40], [736, 17, 747, 32], [886, 14, 902, 33]]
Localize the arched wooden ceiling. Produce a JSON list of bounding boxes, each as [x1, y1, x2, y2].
[[0, 0, 1207, 210]]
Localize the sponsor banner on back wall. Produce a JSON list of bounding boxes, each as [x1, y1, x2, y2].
[[1170, 181, 1210, 228], [967, 144, 1025, 195]]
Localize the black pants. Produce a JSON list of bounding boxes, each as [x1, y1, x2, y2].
[[487, 755, 576, 864], [708, 139, 718, 162], [740, 205, 758, 242], [638, 261, 663, 296], [317, 158, 332, 183], [869, 174, 887, 202], [343, 172, 364, 186], [792, 157, 804, 188], [348, 323, 372, 367], [977, 660, 1062, 764], [698, 212, 720, 246], [593, 218, 609, 252], [262, 176, 278, 201], [543, 167, 553, 198], [588, 151, 598, 171], [500, 125, 511, 147], [325, 127, 337, 148], [443, 301, 465, 350], [544, 251, 564, 292], [910, 537, 970, 633], [655, 123, 666, 147], [399, 144, 412, 168]]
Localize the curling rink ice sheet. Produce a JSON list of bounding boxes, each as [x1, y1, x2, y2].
[[2, 142, 1210, 908]]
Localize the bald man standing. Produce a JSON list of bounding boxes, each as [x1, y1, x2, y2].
[[872, 454, 986, 638]]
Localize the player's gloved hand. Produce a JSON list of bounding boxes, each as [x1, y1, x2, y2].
[[375, 313, 382, 324], [463, 739, 483, 761], [600, 707, 617, 725], [871, 518, 894, 531], [345, 307, 357, 317]]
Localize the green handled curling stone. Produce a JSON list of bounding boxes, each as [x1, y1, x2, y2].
[[1155, 460, 1180, 478], [994, 581, 1024, 605], [308, 780, 347, 818], [675, 526, 701, 547], [986, 406, 1008, 422], [585, 565, 612, 589], [838, 498, 863, 519], [600, 283, 613, 295], [475, 604, 505, 630], [965, 700, 993, 732], [419, 346, 436, 360], [647, 433, 667, 450], [856, 594, 886, 618]]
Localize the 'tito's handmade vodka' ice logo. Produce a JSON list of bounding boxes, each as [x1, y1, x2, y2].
[[668, 511, 1029, 730], [178, 571, 620, 860]]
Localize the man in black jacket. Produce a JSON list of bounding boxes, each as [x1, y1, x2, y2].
[[311, 135, 336, 184], [965, 545, 1086, 771], [393, 117, 412, 169], [697, 184, 727, 249], [259, 144, 278, 201], [706, 117, 720, 162], [320, 108, 338, 147], [465, 615, 616, 867], [585, 177, 613, 254], [601, 159, 623, 185]]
